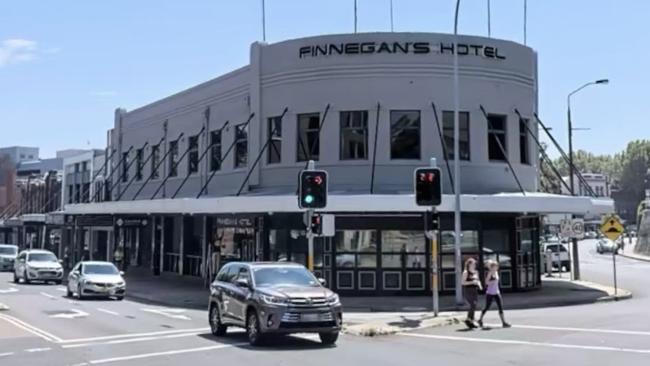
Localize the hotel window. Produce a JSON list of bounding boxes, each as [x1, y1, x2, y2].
[[442, 111, 470, 160], [82, 161, 88, 172], [297, 113, 320, 162], [487, 114, 507, 161], [390, 110, 421, 160], [210, 130, 222, 171], [135, 148, 143, 181], [234, 123, 248, 168], [340, 111, 368, 160], [381, 231, 426, 269], [267, 116, 282, 164], [168, 140, 179, 177], [150, 144, 160, 179], [519, 119, 530, 165], [68, 185, 73, 204], [188, 135, 199, 174], [121, 152, 129, 182]]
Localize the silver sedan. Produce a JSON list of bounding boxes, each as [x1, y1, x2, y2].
[[67, 261, 126, 300]]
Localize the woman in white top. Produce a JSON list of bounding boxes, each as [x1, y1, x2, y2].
[[478, 260, 510, 328]]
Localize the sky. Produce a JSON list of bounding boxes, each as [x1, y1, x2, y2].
[[0, 0, 647, 158]]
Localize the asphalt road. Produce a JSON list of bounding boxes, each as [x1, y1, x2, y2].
[[0, 238, 648, 365]]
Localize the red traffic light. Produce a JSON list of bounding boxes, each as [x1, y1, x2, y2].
[[314, 175, 323, 185]]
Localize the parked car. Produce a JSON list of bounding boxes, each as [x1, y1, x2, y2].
[[0, 244, 18, 271], [208, 262, 342, 346], [13, 249, 63, 284], [584, 231, 598, 239], [67, 261, 126, 300], [596, 238, 618, 254], [542, 242, 571, 272]]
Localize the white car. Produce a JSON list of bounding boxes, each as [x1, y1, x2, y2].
[[67, 261, 126, 300], [0, 244, 18, 271], [14, 249, 64, 284], [543, 242, 571, 272]]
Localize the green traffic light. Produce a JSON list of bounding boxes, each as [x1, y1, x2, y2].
[[304, 195, 314, 204]]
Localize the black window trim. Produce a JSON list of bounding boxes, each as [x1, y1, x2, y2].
[[296, 112, 321, 162], [442, 110, 471, 161], [267, 116, 283, 164], [234, 123, 248, 169], [339, 110, 369, 161], [487, 113, 508, 162], [389, 109, 422, 160]]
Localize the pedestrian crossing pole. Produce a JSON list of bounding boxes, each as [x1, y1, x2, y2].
[[430, 215, 439, 316]]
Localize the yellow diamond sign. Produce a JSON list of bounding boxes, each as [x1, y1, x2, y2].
[[600, 214, 624, 241]]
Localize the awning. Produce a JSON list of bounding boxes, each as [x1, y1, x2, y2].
[[62, 192, 614, 216]]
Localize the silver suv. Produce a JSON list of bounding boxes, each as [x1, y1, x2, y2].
[[14, 249, 64, 284], [208, 262, 342, 346]]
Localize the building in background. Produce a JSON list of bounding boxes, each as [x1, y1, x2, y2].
[[61, 149, 107, 205], [561, 173, 610, 197], [0, 146, 39, 165]]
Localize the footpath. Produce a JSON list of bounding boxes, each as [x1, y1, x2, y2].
[[123, 267, 631, 336], [619, 237, 650, 262]]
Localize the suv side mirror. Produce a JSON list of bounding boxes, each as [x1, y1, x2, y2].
[[235, 278, 249, 288], [119, 271, 125, 276], [318, 278, 327, 287], [58, 259, 63, 264]]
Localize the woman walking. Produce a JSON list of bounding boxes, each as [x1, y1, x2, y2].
[[461, 258, 481, 328], [478, 260, 511, 328]]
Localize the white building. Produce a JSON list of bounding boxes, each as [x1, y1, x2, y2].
[[561, 173, 610, 197]]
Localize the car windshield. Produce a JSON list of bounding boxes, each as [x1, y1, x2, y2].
[[28, 253, 57, 262], [83, 264, 119, 275], [546, 245, 567, 252], [0, 247, 17, 255], [253, 267, 319, 288]]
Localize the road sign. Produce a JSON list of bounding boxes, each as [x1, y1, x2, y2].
[[600, 214, 625, 241], [571, 218, 585, 239], [560, 219, 572, 238]]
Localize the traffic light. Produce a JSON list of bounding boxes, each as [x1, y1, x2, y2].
[[414, 167, 442, 206], [310, 213, 322, 235], [298, 170, 328, 209]]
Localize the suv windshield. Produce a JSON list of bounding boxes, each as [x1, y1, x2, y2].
[[0, 247, 17, 255], [545, 245, 567, 252], [28, 253, 57, 262], [253, 267, 319, 288], [83, 264, 119, 275]]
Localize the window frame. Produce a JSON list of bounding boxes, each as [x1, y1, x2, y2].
[[442, 111, 471, 161], [121, 152, 129, 182], [519, 118, 530, 165], [135, 148, 144, 181], [210, 130, 222, 172], [168, 140, 179, 177], [389, 110, 421, 160], [340, 110, 369, 161], [267, 116, 283, 164], [150, 144, 160, 180], [234, 123, 248, 169], [296, 113, 321, 162], [487, 114, 508, 162], [188, 135, 199, 175]]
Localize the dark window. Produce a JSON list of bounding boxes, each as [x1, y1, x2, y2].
[[75, 184, 81, 203], [234, 123, 248, 168], [268, 116, 282, 164], [121, 152, 129, 182], [74, 163, 80, 173], [150, 144, 160, 179], [297, 113, 320, 162], [390, 110, 421, 160], [81, 161, 88, 172], [68, 185, 73, 204], [519, 119, 530, 165], [487, 114, 507, 161], [442, 111, 470, 161], [82, 183, 90, 203], [168, 140, 179, 177], [210, 130, 222, 171], [340, 111, 368, 160], [135, 148, 143, 181], [188, 135, 199, 174]]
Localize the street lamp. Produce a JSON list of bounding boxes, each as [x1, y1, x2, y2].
[[566, 78, 609, 281], [452, 0, 463, 305]]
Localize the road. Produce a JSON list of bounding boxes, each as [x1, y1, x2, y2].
[[0, 238, 648, 365]]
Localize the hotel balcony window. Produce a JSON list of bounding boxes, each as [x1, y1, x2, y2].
[[297, 113, 320, 162], [168, 140, 179, 177], [82, 161, 88, 172], [519, 118, 530, 165], [234, 123, 248, 168], [487, 114, 508, 161], [390, 110, 421, 160], [340, 111, 368, 160], [267, 116, 282, 164], [188, 135, 199, 174], [150, 144, 160, 179], [442, 111, 470, 161], [135, 148, 143, 181], [210, 130, 222, 171], [121, 152, 129, 182]]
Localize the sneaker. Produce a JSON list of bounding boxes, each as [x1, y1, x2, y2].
[[464, 319, 476, 329], [502, 322, 511, 328], [478, 319, 484, 328]]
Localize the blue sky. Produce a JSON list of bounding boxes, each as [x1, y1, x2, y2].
[[0, 0, 646, 158]]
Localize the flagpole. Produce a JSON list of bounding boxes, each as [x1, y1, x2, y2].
[[390, 0, 394, 32], [354, 0, 358, 33], [262, 0, 267, 42], [487, 0, 491, 37], [524, 0, 528, 45]]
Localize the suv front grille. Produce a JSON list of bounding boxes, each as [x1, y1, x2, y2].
[[288, 297, 327, 307]]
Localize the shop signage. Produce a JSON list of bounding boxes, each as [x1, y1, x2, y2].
[[116, 218, 148, 227], [299, 41, 506, 60]]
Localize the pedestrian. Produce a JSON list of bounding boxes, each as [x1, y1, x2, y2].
[[478, 260, 511, 328], [462, 257, 482, 328]]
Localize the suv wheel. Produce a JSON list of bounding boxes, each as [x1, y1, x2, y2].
[[13, 272, 18, 283], [66, 286, 73, 298], [246, 310, 263, 346], [77, 284, 84, 300], [319, 331, 339, 345], [23, 270, 30, 284], [209, 304, 227, 336]]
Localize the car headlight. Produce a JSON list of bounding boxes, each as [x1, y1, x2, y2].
[[260, 294, 289, 306], [116, 281, 125, 286], [84, 280, 94, 285], [326, 294, 340, 305]]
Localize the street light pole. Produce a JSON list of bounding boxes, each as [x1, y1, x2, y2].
[[453, 0, 463, 306], [567, 78, 609, 280]]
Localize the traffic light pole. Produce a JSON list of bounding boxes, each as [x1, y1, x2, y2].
[[306, 160, 316, 272], [429, 158, 439, 316]]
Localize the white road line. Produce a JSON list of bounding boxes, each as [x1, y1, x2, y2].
[[0, 314, 63, 342], [399, 333, 650, 355], [141, 308, 191, 320], [0, 352, 14, 357], [25, 347, 52, 353], [58, 327, 210, 344], [96, 308, 119, 316], [56, 287, 67, 292], [484, 323, 650, 337], [40, 292, 57, 300], [62, 331, 203, 349], [88, 343, 246, 364]]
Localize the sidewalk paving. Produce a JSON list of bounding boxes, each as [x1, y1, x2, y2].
[[619, 237, 650, 262]]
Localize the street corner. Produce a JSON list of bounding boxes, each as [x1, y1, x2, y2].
[[574, 279, 633, 303], [343, 313, 462, 337]]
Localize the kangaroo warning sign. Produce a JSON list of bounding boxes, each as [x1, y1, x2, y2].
[[600, 214, 625, 241]]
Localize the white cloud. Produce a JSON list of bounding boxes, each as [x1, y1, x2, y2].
[[0, 38, 38, 67], [90, 91, 118, 97]]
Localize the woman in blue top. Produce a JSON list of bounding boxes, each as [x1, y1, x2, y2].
[[478, 260, 511, 328]]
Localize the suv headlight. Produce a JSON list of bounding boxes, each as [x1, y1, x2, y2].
[[326, 294, 340, 305], [260, 294, 289, 306]]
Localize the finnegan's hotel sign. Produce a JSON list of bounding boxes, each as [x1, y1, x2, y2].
[[299, 41, 506, 60]]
